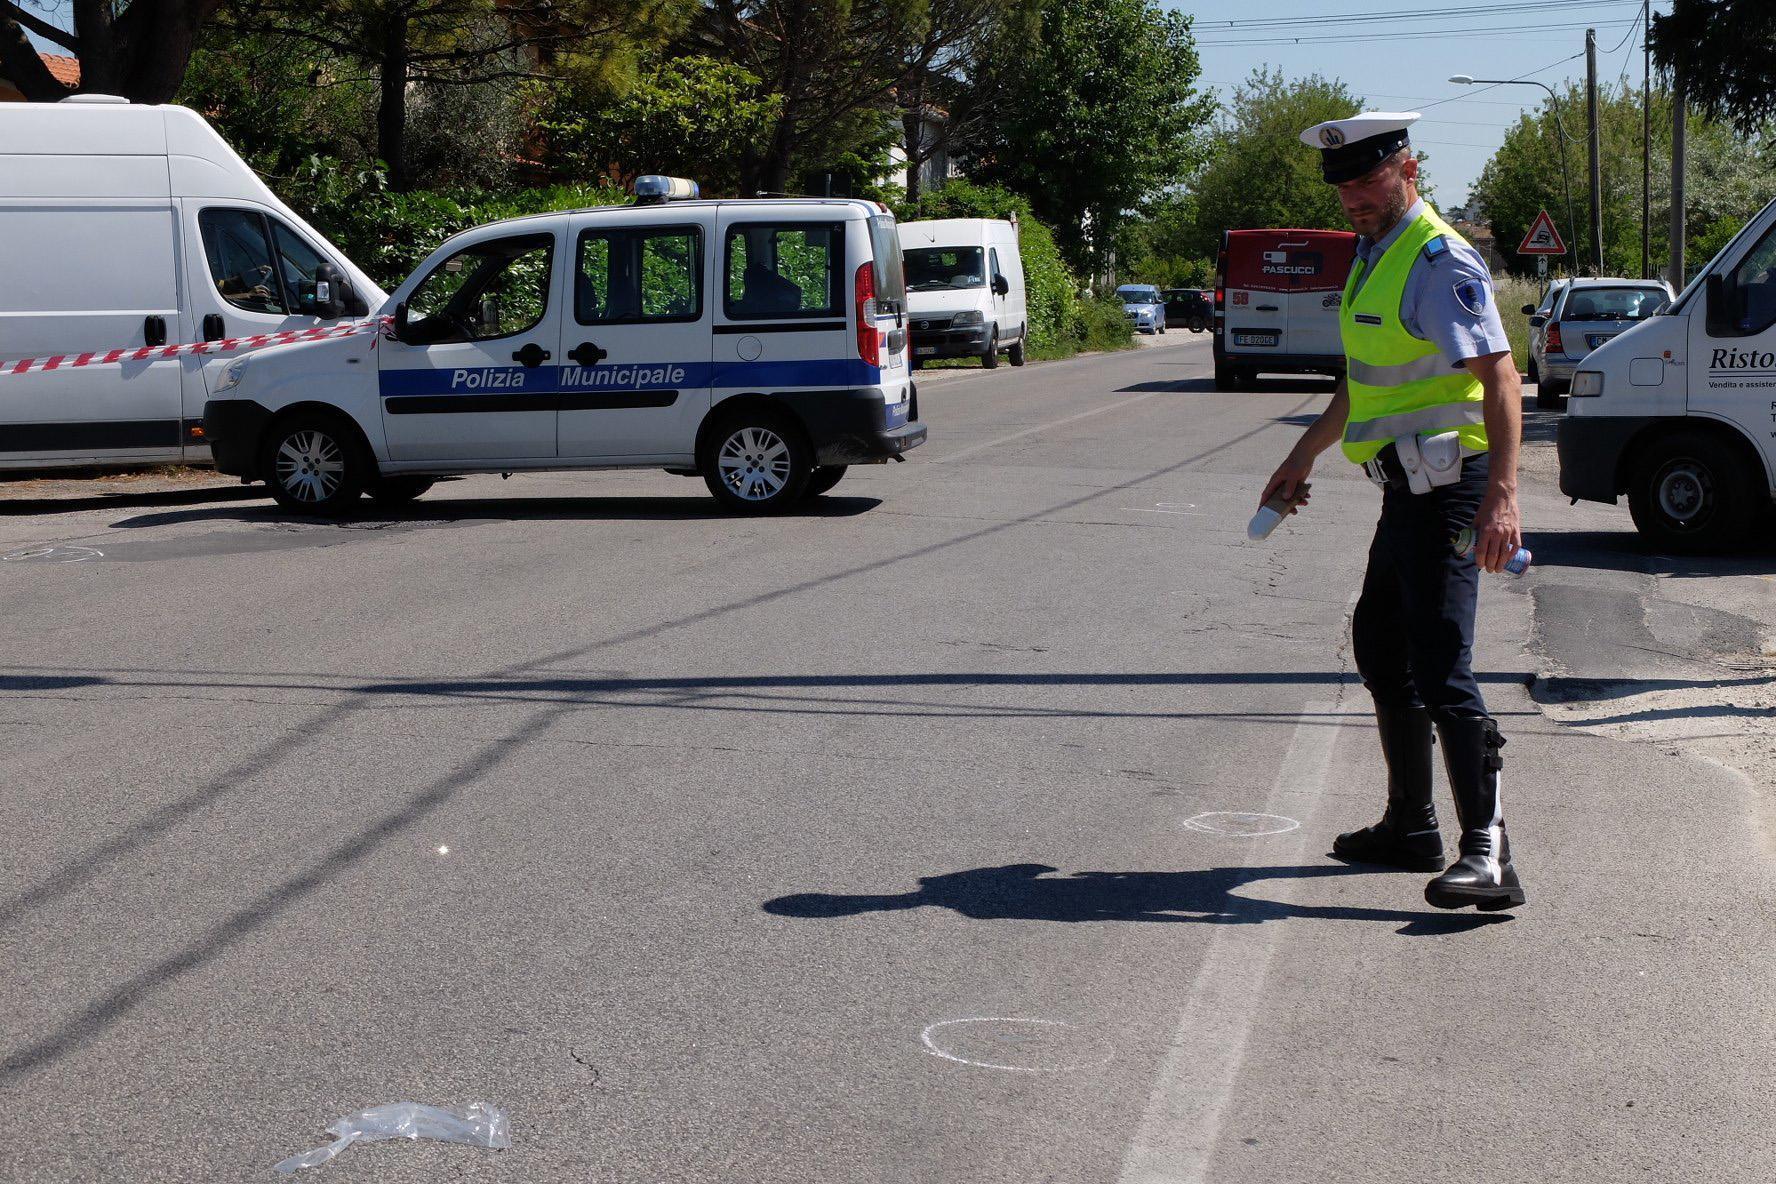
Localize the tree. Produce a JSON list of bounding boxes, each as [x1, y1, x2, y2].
[[1184, 70, 1361, 261], [891, 0, 1014, 202], [1471, 82, 1776, 280], [537, 55, 785, 195], [1, 0, 225, 101], [961, 0, 1213, 274], [224, 0, 679, 189], [1649, 0, 1776, 135], [691, 0, 924, 196]]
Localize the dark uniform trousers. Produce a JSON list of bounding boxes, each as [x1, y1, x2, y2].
[[1351, 450, 1490, 721]]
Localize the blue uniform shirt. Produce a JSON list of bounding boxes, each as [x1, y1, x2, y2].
[[1350, 199, 1512, 368]]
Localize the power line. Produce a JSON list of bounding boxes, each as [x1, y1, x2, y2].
[[1418, 50, 1586, 110], [1192, 0, 1639, 32], [1198, 18, 1637, 47]]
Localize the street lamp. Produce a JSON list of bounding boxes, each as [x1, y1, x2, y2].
[[1449, 75, 1579, 274]]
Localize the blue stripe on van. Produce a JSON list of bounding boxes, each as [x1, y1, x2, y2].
[[378, 358, 882, 399]]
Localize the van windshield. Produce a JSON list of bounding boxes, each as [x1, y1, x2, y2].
[[1560, 287, 1669, 321], [905, 246, 985, 292]]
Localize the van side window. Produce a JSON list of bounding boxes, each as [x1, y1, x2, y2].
[[724, 223, 842, 319], [199, 209, 285, 316], [577, 227, 701, 324], [269, 221, 329, 315], [1727, 226, 1776, 335], [404, 233, 553, 345]]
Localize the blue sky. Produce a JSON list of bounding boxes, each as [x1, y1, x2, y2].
[[1167, 0, 1664, 211]]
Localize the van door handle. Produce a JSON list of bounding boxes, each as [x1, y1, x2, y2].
[[144, 315, 167, 347], [568, 341, 607, 367], [512, 343, 552, 367], [1255, 304, 1279, 312], [202, 313, 225, 341]]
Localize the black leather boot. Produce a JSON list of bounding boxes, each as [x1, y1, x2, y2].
[[1333, 704, 1444, 871], [1425, 715, 1527, 911]]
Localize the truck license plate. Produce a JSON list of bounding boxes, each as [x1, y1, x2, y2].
[[915, 346, 936, 356], [1234, 331, 1278, 347]]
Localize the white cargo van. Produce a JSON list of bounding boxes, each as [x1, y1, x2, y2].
[[1213, 228, 1357, 390], [0, 98, 384, 471], [900, 217, 1027, 368], [1559, 196, 1776, 551], [203, 177, 925, 514]]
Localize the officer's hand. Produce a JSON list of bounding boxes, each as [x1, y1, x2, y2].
[[1472, 487, 1521, 573], [1260, 457, 1313, 513]]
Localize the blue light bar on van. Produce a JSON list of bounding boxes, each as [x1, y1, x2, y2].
[[634, 175, 700, 204]]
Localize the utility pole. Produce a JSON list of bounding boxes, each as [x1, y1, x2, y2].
[[1669, 69, 1686, 290], [1641, 0, 1650, 279], [1586, 27, 1604, 276]]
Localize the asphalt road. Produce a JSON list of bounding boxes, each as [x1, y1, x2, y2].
[[3, 336, 1772, 1183]]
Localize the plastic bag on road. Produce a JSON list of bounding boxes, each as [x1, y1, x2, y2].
[[273, 1101, 511, 1174]]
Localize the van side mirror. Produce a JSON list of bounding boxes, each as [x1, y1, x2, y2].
[[1520, 303, 1536, 315], [993, 274, 1009, 296], [1528, 315, 1546, 328], [393, 302, 410, 343], [314, 265, 345, 320]]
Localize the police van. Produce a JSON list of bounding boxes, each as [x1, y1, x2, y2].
[[204, 177, 925, 514], [1213, 229, 1357, 390], [1559, 195, 1776, 551]]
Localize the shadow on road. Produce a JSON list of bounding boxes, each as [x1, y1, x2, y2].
[[763, 862, 1505, 935], [1523, 528, 1776, 578], [0, 485, 259, 517], [108, 494, 884, 530]]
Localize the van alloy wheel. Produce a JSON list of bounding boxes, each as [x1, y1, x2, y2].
[[275, 430, 346, 504], [716, 426, 794, 502]]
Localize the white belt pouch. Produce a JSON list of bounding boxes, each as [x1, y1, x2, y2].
[[1394, 430, 1465, 495]]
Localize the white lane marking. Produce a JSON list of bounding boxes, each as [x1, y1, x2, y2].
[[1181, 811, 1301, 837], [1125, 502, 1201, 516], [931, 392, 1160, 464], [921, 1017, 1115, 1073], [1118, 698, 1346, 1184]]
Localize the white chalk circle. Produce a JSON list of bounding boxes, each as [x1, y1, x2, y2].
[[1182, 811, 1300, 837], [3, 544, 103, 564], [920, 1017, 1113, 1073]]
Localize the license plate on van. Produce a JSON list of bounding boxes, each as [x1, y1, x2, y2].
[[915, 346, 937, 356], [1234, 331, 1278, 347]]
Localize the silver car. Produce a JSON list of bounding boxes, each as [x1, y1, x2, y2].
[[1528, 278, 1671, 407], [1117, 284, 1167, 335]]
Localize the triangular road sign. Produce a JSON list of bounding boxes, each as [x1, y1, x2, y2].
[[1517, 209, 1567, 255]]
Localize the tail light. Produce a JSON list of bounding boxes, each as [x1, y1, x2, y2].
[[1546, 322, 1565, 355], [855, 261, 881, 367]]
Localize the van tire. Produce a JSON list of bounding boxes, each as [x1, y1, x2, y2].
[[1214, 359, 1234, 391], [982, 330, 1000, 369], [369, 477, 435, 504], [260, 412, 369, 516], [804, 465, 848, 498], [1008, 331, 1027, 367], [700, 409, 812, 514], [1627, 430, 1758, 553]]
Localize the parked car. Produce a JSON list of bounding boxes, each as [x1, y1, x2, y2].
[[901, 217, 1028, 369], [1118, 284, 1166, 334], [1528, 277, 1672, 407], [1164, 288, 1211, 332]]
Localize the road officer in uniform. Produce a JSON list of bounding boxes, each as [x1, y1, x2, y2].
[[1259, 112, 1527, 911]]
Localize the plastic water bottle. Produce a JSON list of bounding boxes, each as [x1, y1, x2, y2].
[[1249, 482, 1310, 541], [1453, 527, 1531, 576]]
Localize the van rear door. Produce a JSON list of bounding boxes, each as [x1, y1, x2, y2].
[[0, 200, 185, 467], [1223, 236, 1288, 360], [1273, 232, 1354, 359]]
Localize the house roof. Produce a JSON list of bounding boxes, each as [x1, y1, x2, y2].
[[41, 53, 80, 87]]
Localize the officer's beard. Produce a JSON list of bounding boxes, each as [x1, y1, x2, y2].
[[1374, 186, 1413, 239]]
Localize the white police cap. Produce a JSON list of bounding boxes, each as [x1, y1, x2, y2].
[[1298, 112, 1420, 183]]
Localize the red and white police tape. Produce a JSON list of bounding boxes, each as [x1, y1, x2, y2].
[[0, 316, 390, 378]]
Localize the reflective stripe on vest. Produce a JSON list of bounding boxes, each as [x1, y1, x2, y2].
[[1339, 205, 1488, 465]]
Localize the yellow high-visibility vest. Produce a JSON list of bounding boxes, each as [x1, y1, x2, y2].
[[1339, 205, 1488, 464]]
